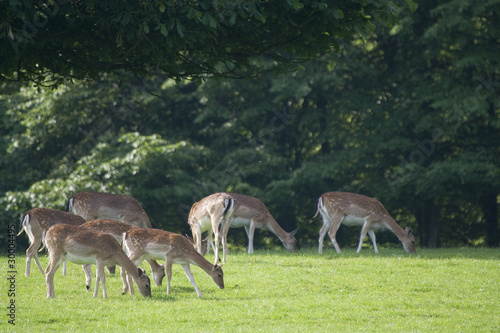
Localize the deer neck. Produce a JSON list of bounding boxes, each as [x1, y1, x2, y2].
[[382, 216, 408, 241], [115, 252, 140, 280], [187, 250, 214, 273], [264, 217, 290, 242]]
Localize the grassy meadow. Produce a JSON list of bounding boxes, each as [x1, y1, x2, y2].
[[2, 247, 499, 332]]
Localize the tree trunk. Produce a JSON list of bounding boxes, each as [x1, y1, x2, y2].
[[416, 200, 440, 248], [481, 193, 499, 247], [416, 208, 427, 247]]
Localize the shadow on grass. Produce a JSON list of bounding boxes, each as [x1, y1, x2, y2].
[[231, 247, 500, 261]]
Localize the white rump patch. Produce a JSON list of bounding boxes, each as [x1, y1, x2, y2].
[[25, 217, 35, 243]]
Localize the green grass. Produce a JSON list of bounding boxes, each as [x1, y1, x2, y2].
[[2, 248, 500, 332]]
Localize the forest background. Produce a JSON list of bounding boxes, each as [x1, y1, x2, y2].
[[0, 0, 499, 252]]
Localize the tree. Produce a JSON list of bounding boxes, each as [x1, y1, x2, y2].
[[376, 0, 500, 247], [0, 0, 415, 85]]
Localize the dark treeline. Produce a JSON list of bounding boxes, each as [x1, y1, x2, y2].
[[1, 0, 499, 251]]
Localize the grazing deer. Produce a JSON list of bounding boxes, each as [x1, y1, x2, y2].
[[43, 224, 151, 299], [67, 191, 152, 228], [226, 193, 298, 255], [189, 192, 298, 264], [314, 191, 416, 254], [123, 228, 224, 298], [67, 191, 153, 274], [81, 219, 165, 292], [188, 192, 234, 265], [17, 208, 86, 277]]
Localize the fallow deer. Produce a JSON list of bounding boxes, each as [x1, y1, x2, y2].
[[43, 224, 151, 298], [67, 191, 153, 274], [17, 208, 86, 277], [81, 219, 165, 292], [67, 191, 152, 228], [189, 192, 298, 264], [314, 191, 416, 254], [123, 228, 224, 298]]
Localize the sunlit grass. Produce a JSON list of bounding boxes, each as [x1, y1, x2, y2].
[[2, 248, 499, 332]]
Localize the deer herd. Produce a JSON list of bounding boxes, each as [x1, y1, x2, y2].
[[17, 191, 416, 299]]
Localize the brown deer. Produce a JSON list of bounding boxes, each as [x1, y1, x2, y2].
[[81, 219, 165, 292], [314, 192, 416, 254], [67, 191, 152, 228], [123, 228, 224, 297], [188, 192, 234, 265], [43, 224, 151, 299], [17, 208, 86, 277], [67, 191, 153, 274], [189, 192, 298, 264]]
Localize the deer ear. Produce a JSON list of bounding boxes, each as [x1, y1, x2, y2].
[[138, 268, 146, 277], [290, 228, 299, 236], [405, 227, 413, 235]]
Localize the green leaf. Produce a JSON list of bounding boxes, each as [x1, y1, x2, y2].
[[334, 9, 344, 19], [292, 0, 304, 10], [160, 24, 168, 37], [176, 19, 184, 38]]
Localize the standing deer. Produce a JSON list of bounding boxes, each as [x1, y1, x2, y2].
[[17, 208, 86, 277], [188, 192, 234, 265], [81, 219, 165, 292], [189, 192, 298, 264], [43, 224, 151, 299], [123, 228, 224, 298], [314, 191, 416, 254]]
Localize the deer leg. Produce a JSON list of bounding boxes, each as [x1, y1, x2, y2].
[[165, 258, 173, 294], [221, 232, 228, 263], [34, 254, 45, 276], [357, 220, 372, 253], [93, 268, 100, 297], [194, 224, 203, 255], [367, 229, 378, 253], [126, 273, 135, 296], [26, 238, 44, 276], [212, 219, 222, 265], [220, 220, 231, 263], [94, 262, 107, 298], [327, 216, 343, 254], [318, 215, 331, 254], [45, 254, 63, 299], [207, 228, 214, 254], [245, 220, 257, 254], [126, 257, 145, 296], [120, 266, 128, 294], [82, 264, 92, 291], [213, 208, 231, 264], [181, 264, 202, 297]]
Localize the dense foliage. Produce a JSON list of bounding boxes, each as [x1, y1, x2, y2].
[[1, 0, 498, 250], [1, 0, 412, 85]]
